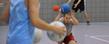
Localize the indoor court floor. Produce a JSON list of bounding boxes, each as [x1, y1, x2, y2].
[[0, 22, 109, 44]]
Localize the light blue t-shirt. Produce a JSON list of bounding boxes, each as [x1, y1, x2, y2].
[[7, 0, 34, 44]]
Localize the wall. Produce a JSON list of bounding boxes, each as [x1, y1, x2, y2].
[[0, 0, 109, 25]]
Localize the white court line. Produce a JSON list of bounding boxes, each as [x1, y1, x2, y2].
[[91, 35, 109, 37], [89, 36, 109, 43]]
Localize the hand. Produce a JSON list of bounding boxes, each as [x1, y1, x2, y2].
[[52, 25, 66, 34], [64, 15, 71, 23]]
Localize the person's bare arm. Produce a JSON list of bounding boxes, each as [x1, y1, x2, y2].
[[27, 0, 66, 34], [66, 0, 72, 4], [74, 0, 81, 8], [54, 12, 62, 21], [28, 0, 54, 30], [70, 14, 79, 25], [0, 0, 10, 23]]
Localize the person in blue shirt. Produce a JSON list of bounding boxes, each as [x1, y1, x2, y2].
[[0, 0, 66, 44]]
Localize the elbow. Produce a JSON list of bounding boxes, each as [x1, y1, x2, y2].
[[74, 20, 79, 25], [31, 22, 36, 26], [73, 23, 79, 25], [30, 17, 39, 27], [30, 19, 36, 26], [75, 22, 79, 25], [73, 21, 79, 25]]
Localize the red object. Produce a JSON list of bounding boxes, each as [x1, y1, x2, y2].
[[62, 33, 77, 44], [52, 5, 60, 12]]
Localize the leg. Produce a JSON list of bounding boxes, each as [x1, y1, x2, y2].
[[68, 33, 77, 44], [81, 11, 91, 25], [80, 4, 91, 25], [58, 42, 65, 44], [62, 33, 77, 44], [69, 40, 77, 44]]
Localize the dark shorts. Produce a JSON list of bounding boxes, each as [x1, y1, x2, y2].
[[72, 4, 85, 12], [62, 33, 76, 44]]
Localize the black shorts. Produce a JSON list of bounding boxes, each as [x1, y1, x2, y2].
[[72, 4, 85, 12]]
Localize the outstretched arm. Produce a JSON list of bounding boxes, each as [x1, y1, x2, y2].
[[74, 0, 81, 8], [28, 0, 53, 30], [54, 11, 63, 21], [27, 0, 66, 34]]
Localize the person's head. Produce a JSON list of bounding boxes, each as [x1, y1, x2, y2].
[[60, 3, 70, 14]]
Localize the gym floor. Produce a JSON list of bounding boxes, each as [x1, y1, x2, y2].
[[0, 22, 109, 44]]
